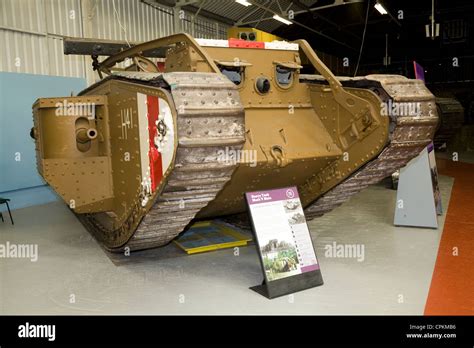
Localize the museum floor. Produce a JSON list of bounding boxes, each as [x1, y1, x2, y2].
[[0, 160, 472, 315]]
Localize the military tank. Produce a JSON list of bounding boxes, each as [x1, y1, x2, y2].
[[433, 97, 464, 149], [31, 33, 438, 252]]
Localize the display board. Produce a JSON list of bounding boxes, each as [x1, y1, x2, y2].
[[394, 143, 440, 228], [413, 60, 425, 82], [245, 187, 323, 299], [427, 143, 443, 215]]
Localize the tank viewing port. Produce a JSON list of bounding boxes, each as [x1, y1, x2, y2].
[[275, 65, 294, 87], [219, 66, 243, 85]]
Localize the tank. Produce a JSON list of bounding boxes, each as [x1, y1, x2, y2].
[[31, 33, 438, 252], [433, 97, 464, 149]]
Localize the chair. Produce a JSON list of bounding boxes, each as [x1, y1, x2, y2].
[[0, 197, 14, 225]]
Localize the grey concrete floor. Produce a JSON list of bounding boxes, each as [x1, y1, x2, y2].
[[0, 176, 453, 315]]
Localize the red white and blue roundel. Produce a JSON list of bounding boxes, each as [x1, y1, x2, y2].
[[137, 93, 175, 206]]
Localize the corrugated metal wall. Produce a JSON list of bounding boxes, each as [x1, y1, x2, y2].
[[0, 0, 229, 82], [91, 0, 175, 42]]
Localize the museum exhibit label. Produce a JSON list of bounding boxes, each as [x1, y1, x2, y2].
[[245, 186, 323, 299]]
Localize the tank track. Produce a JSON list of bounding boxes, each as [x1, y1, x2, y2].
[[78, 72, 245, 252], [303, 74, 439, 219], [433, 97, 464, 150]]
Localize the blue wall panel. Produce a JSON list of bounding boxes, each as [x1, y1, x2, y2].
[[0, 72, 86, 210]]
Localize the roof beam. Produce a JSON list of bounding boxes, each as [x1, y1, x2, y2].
[[175, 0, 201, 6], [145, 0, 235, 26], [290, 0, 362, 40], [236, 10, 261, 26], [242, 0, 358, 51], [254, 0, 274, 28], [239, 0, 363, 26], [184, 4, 235, 25]]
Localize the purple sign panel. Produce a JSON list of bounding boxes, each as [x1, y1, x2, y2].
[[246, 186, 299, 205], [413, 61, 425, 82], [245, 186, 320, 282]]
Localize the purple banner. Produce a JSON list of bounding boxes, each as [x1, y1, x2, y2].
[[413, 61, 425, 82], [245, 186, 299, 205]]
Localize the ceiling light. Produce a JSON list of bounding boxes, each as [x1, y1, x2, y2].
[[235, 0, 252, 6], [374, 2, 387, 15], [272, 14, 292, 25]]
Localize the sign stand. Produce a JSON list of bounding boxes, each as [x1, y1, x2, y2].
[[250, 271, 324, 299], [245, 187, 323, 299], [394, 143, 441, 228]]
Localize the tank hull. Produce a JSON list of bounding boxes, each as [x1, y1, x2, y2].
[[31, 34, 439, 251]]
